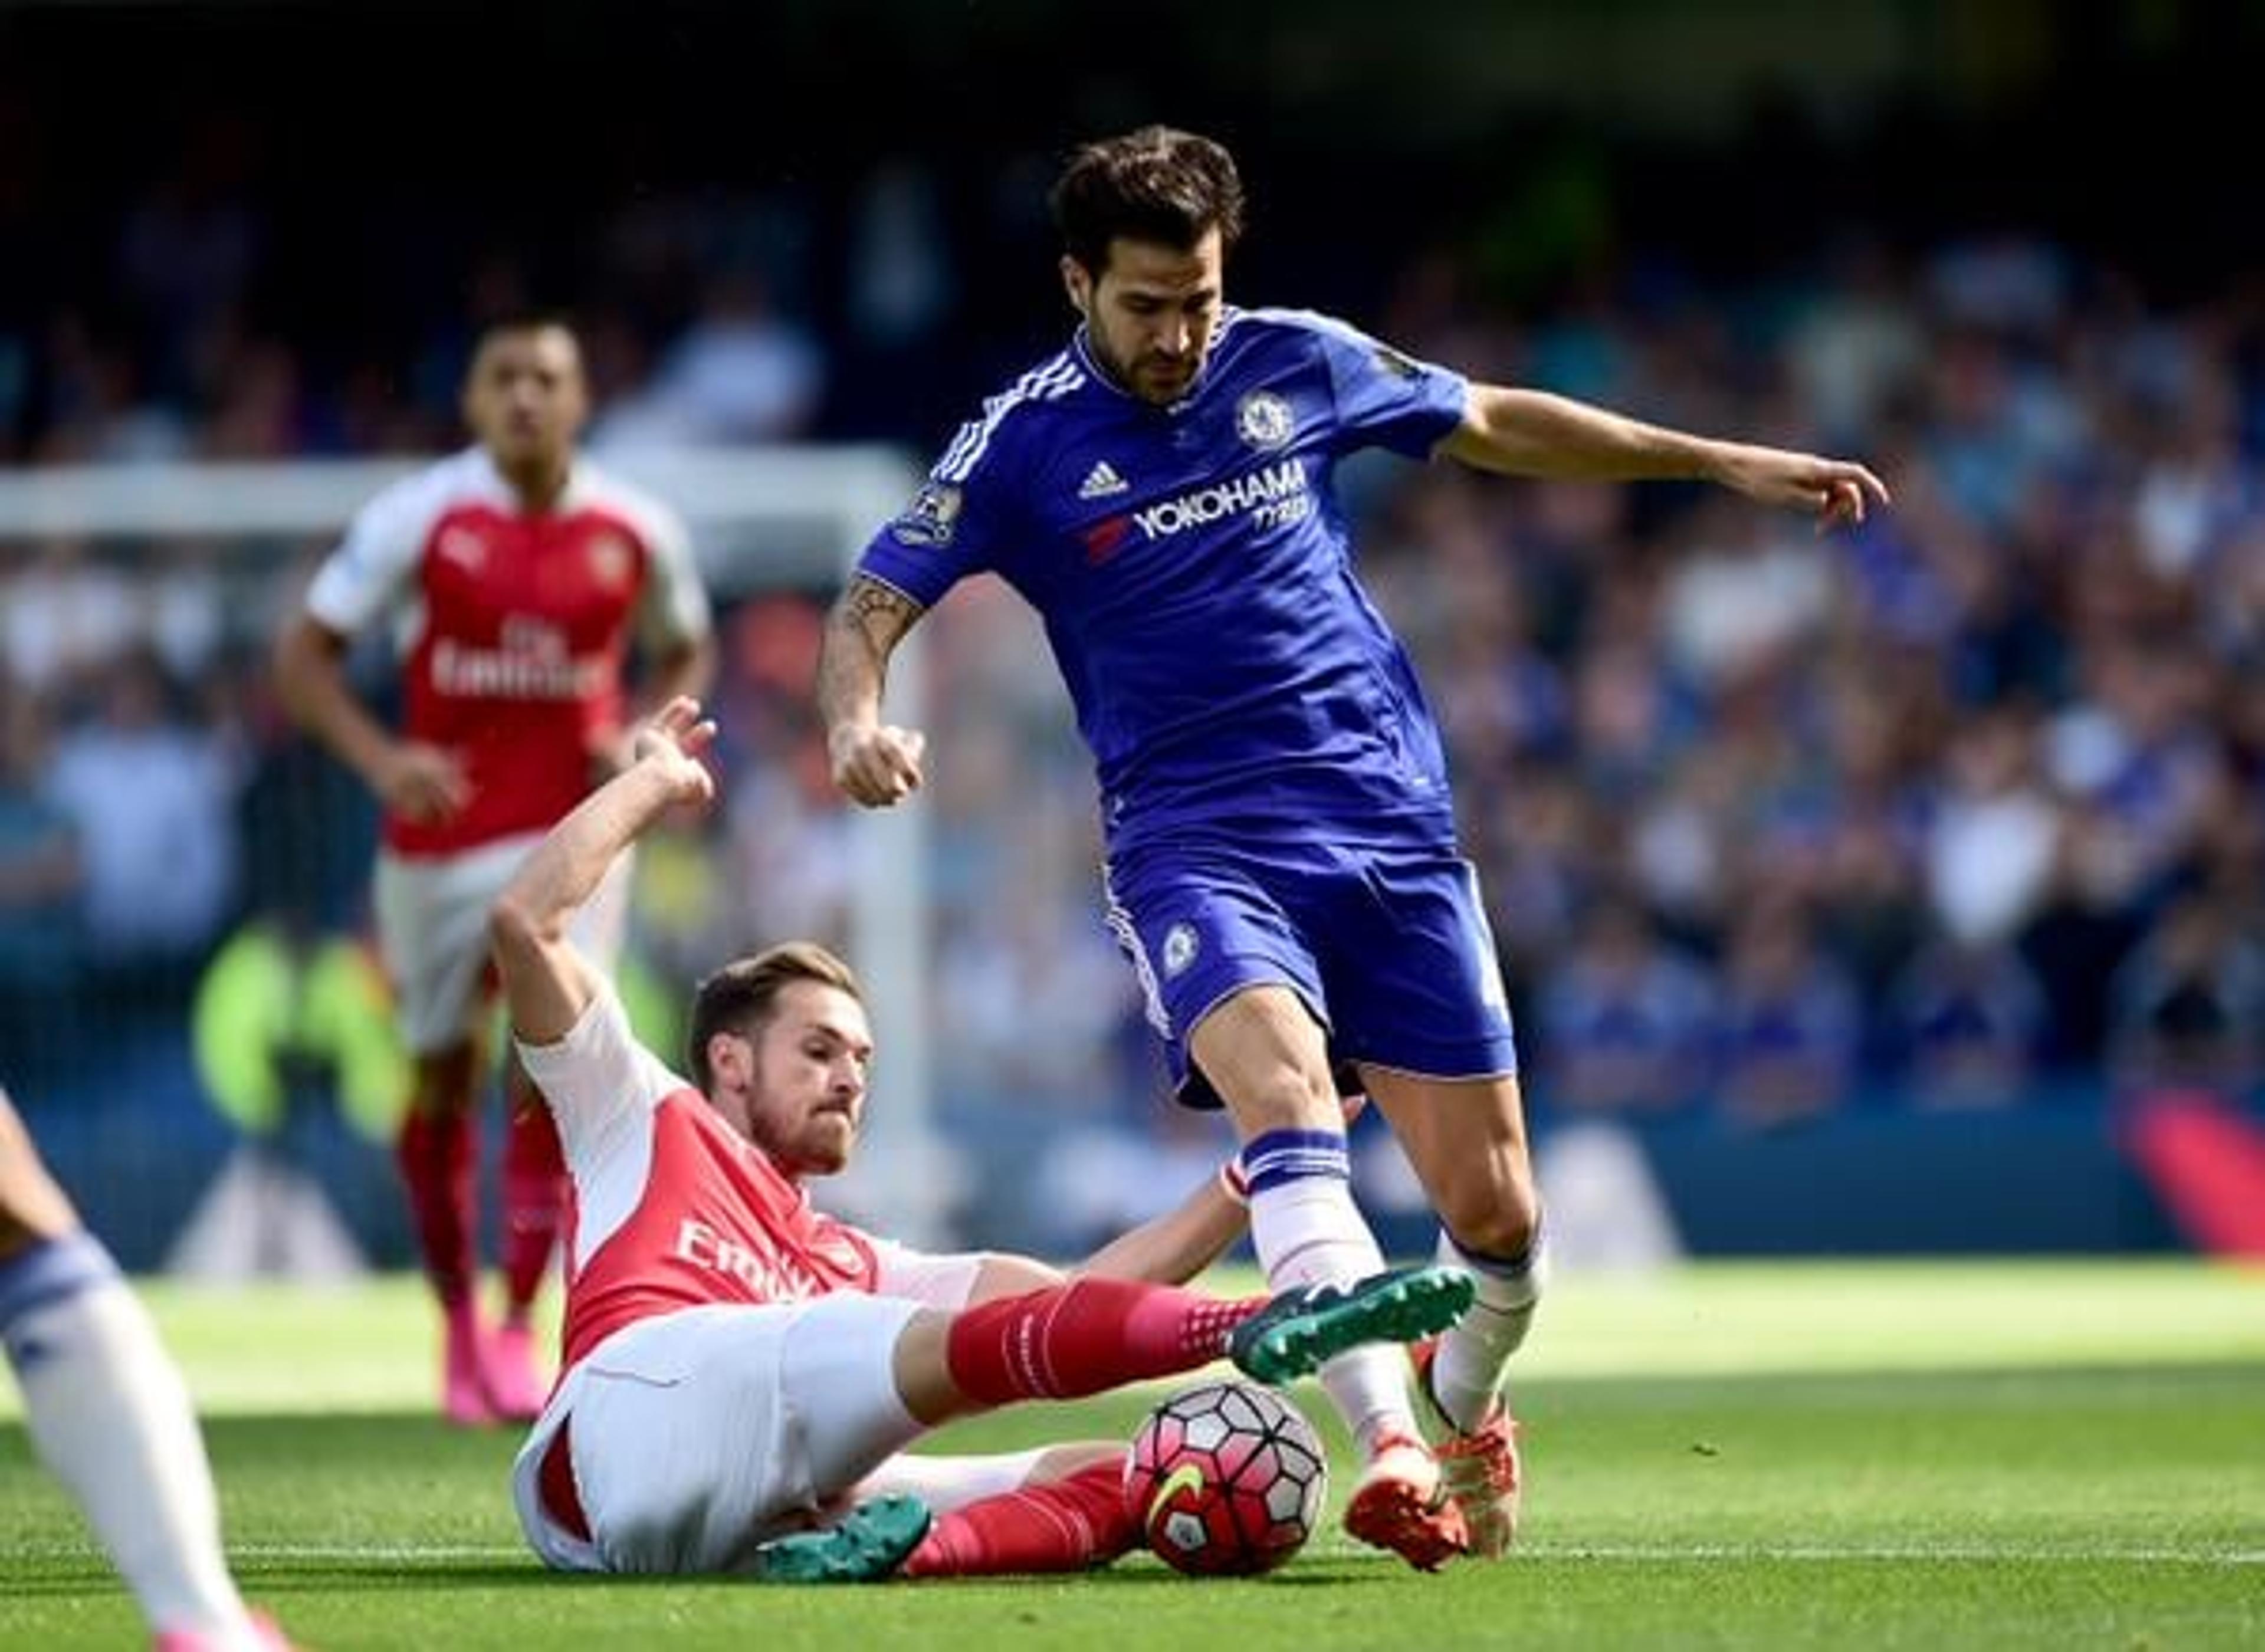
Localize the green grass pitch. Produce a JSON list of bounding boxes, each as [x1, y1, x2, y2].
[[5, 1260, 2261, 1649]]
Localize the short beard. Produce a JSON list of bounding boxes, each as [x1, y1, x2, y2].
[[1084, 327, 1137, 395]]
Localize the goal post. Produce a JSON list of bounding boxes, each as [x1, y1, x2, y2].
[[0, 445, 919, 587]]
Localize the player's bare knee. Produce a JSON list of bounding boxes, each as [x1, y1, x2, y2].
[[1436, 1171, 1541, 1263], [890, 1309, 964, 1425]]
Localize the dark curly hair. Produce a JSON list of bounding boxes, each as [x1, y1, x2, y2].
[[1050, 126, 1246, 277]]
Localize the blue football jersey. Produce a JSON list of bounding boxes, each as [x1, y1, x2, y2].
[[855, 306, 1470, 850]]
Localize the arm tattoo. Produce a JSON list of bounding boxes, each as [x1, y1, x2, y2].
[[818, 574, 924, 727], [837, 574, 923, 645]]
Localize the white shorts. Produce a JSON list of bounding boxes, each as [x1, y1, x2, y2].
[[512, 1295, 925, 1575], [374, 836, 632, 1056]]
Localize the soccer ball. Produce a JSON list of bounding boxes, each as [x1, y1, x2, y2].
[[1123, 1380, 1328, 1576]]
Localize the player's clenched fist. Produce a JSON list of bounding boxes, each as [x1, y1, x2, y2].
[[829, 722, 927, 807]]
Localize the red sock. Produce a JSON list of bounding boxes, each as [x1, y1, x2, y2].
[[501, 1099, 566, 1315], [943, 1279, 1263, 1407], [396, 1109, 475, 1305], [902, 1459, 1139, 1577]]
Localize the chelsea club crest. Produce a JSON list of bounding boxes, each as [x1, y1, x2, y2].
[[1162, 922, 1200, 978], [1235, 392, 1294, 452]]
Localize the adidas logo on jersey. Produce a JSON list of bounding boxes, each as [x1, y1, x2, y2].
[[1078, 461, 1129, 500]]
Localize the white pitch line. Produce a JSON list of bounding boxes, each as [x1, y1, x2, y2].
[[11, 1542, 530, 1565], [16, 1540, 2264, 1569], [1299, 1536, 2265, 1568], [1519, 1542, 2265, 1567]]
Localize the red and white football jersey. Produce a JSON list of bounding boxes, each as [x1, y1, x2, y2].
[[304, 448, 711, 856], [518, 987, 898, 1375]]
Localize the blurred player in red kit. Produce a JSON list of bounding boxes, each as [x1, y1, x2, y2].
[[274, 316, 714, 1424]]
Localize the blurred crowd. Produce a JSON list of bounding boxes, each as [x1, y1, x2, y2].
[[1365, 234, 2265, 1128], [5, 152, 2265, 1256]]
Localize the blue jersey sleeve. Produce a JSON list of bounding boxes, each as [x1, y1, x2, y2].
[[853, 431, 1020, 609], [1303, 313, 1469, 459]]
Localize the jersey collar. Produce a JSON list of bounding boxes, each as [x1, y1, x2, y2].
[[473, 443, 587, 513]]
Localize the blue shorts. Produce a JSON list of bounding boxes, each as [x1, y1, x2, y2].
[[1102, 839, 1519, 1109]]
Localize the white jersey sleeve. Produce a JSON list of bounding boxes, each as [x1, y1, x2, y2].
[[632, 495, 711, 653], [514, 986, 684, 1171], [302, 455, 466, 637], [865, 1241, 987, 1310]]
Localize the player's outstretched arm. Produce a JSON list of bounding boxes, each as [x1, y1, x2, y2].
[[818, 573, 930, 808], [1077, 1165, 1250, 1286], [925, 1167, 1250, 1309], [490, 697, 717, 1044], [1440, 383, 1891, 532]]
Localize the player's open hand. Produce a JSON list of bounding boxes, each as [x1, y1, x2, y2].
[[1712, 444, 1891, 532], [829, 722, 927, 808], [373, 741, 471, 825], [633, 695, 718, 807]]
